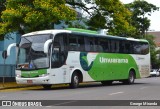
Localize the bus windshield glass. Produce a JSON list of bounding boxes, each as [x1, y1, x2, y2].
[[17, 34, 51, 70]]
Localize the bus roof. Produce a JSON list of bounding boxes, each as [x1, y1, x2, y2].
[[22, 28, 148, 43], [66, 28, 148, 42], [22, 30, 71, 37], [65, 28, 98, 34]]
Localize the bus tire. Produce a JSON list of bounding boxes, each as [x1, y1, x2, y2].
[[42, 84, 52, 90], [70, 73, 79, 89], [123, 70, 135, 85], [101, 81, 113, 86]]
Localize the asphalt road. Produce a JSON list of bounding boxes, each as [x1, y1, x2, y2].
[[0, 77, 160, 109]]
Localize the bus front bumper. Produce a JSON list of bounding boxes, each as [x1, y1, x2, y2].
[[16, 76, 51, 84]]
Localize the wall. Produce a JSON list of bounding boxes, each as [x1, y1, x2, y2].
[[0, 33, 20, 77]]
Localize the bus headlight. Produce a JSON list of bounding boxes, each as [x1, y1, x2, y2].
[[39, 73, 49, 77], [16, 74, 21, 77], [16, 70, 21, 77]]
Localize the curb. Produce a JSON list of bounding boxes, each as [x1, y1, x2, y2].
[[0, 82, 35, 90]]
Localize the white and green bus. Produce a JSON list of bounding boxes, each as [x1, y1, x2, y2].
[[7, 28, 150, 89]]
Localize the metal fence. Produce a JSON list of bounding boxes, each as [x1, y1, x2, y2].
[[0, 64, 16, 77]]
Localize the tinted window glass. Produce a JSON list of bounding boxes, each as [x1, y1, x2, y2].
[[119, 41, 125, 53], [99, 38, 110, 52], [132, 42, 149, 55], [110, 40, 119, 53], [85, 37, 95, 52], [133, 42, 142, 54], [77, 36, 85, 51], [125, 41, 131, 54], [68, 34, 77, 51], [141, 43, 149, 54]]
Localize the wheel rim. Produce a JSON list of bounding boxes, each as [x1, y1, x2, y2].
[[129, 73, 134, 83], [74, 76, 79, 86]]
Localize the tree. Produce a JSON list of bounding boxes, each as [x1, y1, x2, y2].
[[0, 0, 6, 40], [0, 0, 6, 19], [145, 34, 160, 68], [125, 0, 159, 38], [67, 0, 136, 37], [125, 0, 159, 68], [0, 0, 76, 39], [98, 0, 136, 37]]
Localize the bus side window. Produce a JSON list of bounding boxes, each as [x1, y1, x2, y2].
[[94, 38, 99, 51], [99, 38, 109, 52], [133, 42, 141, 54], [51, 42, 60, 68], [98, 39, 103, 52], [110, 40, 115, 53], [90, 40, 94, 51], [119, 41, 125, 53], [124, 41, 131, 54], [68, 34, 77, 51], [129, 41, 134, 54], [106, 40, 111, 52], [115, 41, 119, 53], [77, 36, 85, 51], [85, 37, 95, 52], [139, 42, 149, 55]]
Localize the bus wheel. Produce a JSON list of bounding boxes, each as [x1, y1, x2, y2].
[[42, 85, 52, 90], [101, 81, 113, 86], [123, 70, 135, 85], [70, 73, 79, 89]]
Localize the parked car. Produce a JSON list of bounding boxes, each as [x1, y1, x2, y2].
[[150, 69, 159, 77]]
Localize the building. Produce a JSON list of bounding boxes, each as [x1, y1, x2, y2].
[[0, 33, 21, 82], [147, 31, 160, 47], [147, 31, 160, 63]]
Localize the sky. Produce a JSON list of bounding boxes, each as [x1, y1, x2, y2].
[[120, 0, 160, 31]]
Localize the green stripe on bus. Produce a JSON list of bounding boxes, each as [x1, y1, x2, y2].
[[65, 28, 98, 34], [21, 69, 47, 78]]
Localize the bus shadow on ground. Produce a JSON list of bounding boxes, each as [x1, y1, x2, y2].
[[29, 82, 148, 91]]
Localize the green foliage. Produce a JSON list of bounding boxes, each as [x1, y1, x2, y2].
[[0, 0, 6, 17], [0, 0, 76, 37], [145, 34, 160, 68], [96, 0, 136, 37], [67, 0, 159, 38], [67, 0, 136, 37], [0, 0, 6, 40], [125, 1, 160, 68], [87, 13, 106, 30], [125, 0, 159, 38]]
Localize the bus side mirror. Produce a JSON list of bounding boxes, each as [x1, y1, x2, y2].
[[7, 43, 18, 56], [44, 39, 53, 54]]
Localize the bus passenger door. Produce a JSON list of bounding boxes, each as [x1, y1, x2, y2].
[[50, 34, 69, 84]]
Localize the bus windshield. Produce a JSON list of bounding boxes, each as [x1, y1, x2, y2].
[[17, 34, 51, 70]]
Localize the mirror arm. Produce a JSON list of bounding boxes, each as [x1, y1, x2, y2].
[[44, 39, 53, 53], [7, 43, 17, 56]]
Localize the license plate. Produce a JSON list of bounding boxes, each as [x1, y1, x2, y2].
[[27, 80, 33, 84]]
